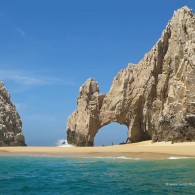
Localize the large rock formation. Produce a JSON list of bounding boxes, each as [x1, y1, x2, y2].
[[0, 82, 26, 146], [67, 6, 195, 146]]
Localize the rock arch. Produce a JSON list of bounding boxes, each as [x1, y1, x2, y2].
[[67, 7, 195, 146], [67, 77, 150, 146], [94, 122, 128, 146]]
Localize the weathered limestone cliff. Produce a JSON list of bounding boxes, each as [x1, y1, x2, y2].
[[67, 6, 195, 146], [0, 82, 26, 146]]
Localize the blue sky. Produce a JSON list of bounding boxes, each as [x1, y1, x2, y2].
[[0, 0, 194, 146]]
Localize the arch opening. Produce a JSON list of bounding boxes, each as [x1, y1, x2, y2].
[[94, 122, 128, 146]]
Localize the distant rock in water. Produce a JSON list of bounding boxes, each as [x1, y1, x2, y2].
[[67, 6, 195, 146], [0, 82, 26, 146]]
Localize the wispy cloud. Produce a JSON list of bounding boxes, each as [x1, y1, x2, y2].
[[13, 26, 27, 37], [24, 114, 57, 123], [0, 70, 75, 86], [15, 102, 28, 111]]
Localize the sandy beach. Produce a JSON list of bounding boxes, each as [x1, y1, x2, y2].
[[0, 141, 195, 160]]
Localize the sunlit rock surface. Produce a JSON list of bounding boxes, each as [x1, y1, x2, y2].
[[0, 82, 26, 146], [67, 6, 195, 146]]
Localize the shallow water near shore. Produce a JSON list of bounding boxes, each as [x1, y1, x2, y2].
[[0, 156, 194, 194]]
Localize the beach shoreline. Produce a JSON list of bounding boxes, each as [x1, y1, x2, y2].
[[0, 141, 195, 160]]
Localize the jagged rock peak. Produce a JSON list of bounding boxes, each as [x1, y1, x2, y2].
[[0, 81, 26, 146], [79, 78, 99, 97], [67, 6, 195, 146], [175, 5, 192, 13]]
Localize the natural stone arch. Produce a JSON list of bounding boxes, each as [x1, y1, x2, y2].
[[94, 122, 128, 146], [67, 7, 195, 146], [67, 78, 151, 146]]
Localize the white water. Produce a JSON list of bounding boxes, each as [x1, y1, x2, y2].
[[93, 156, 140, 160], [56, 139, 74, 147], [169, 156, 194, 160]]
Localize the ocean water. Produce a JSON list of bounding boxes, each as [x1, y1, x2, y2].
[[0, 156, 195, 195]]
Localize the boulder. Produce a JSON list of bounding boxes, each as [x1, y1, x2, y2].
[[0, 82, 26, 146]]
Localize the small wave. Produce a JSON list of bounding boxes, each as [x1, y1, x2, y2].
[[56, 139, 74, 147], [169, 156, 194, 160], [58, 145, 74, 148], [93, 156, 140, 160]]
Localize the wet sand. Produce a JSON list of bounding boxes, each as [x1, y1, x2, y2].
[[0, 141, 195, 160]]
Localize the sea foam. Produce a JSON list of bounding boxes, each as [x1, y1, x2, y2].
[[169, 156, 194, 160], [93, 156, 140, 160], [56, 139, 74, 147]]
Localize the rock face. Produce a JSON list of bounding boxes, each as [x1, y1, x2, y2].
[[67, 6, 195, 146], [0, 82, 26, 146]]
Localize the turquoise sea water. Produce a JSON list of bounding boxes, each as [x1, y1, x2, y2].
[[0, 156, 194, 195]]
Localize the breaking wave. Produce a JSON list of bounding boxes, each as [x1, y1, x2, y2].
[[169, 156, 194, 160], [93, 156, 140, 160], [56, 139, 74, 147]]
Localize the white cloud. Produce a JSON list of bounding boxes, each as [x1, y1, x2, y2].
[[24, 114, 57, 123], [0, 70, 74, 86], [14, 102, 33, 113], [13, 26, 27, 37]]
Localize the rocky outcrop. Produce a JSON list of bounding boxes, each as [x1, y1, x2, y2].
[[67, 6, 195, 146], [0, 82, 26, 146]]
